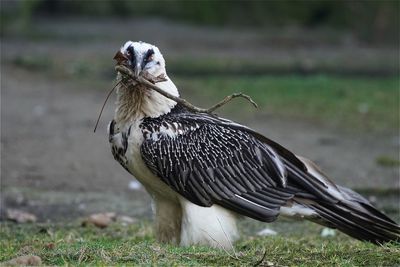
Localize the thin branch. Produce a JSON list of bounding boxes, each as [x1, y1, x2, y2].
[[207, 93, 258, 113], [93, 80, 122, 133], [114, 65, 258, 114], [253, 249, 268, 267]]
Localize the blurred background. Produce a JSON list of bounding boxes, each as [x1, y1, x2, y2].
[[1, 0, 399, 233]]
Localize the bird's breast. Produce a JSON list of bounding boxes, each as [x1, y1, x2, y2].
[[112, 120, 178, 200]]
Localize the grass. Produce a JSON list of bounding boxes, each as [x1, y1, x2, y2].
[[176, 75, 399, 132], [1, 221, 399, 266], [376, 156, 400, 168], [167, 56, 398, 77]]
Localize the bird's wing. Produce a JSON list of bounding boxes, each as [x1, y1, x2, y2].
[[139, 108, 339, 222]]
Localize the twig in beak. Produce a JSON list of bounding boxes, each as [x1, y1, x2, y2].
[[94, 65, 258, 133], [114, 65, 258, 115]]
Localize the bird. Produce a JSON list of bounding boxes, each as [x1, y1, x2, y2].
[[108, 40, 399, 250]]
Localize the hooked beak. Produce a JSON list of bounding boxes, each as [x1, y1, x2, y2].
[[134, 63, 141, 77], [113, 50, 141, 77], [113, 51, 128, 66]]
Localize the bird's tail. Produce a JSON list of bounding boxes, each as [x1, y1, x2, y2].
[[295, 186, 400, 244]]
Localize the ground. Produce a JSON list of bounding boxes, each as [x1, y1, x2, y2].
[[1, 222, 400, 266], [1, 18, 399, 265]]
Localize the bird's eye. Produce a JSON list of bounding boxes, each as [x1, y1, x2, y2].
[[141, 49, 155, 69], [144, 49, 155, 62], [126, 46, 136, 65], [127, 46, 134, 56]]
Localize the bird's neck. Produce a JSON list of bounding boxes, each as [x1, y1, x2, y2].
[[114, 76, 179, 128]]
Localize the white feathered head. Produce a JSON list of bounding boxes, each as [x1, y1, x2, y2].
[[114, 41, 166, 77]]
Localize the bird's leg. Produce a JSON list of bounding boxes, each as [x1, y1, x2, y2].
[[179, 198, 239, 251], [152, 195, 182, 245]]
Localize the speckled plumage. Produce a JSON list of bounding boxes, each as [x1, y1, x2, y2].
[[110, 103, 400, 244], [139, 105, 290, 219]]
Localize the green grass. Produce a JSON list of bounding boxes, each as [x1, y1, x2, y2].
[[376, 156, 400, 168], [176, 75, 399, 132], [1, 222, 399, 266], [167, 56, 398, 77]]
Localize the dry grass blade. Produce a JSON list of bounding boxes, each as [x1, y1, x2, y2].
[[216, 217, 237, 254], [114, 65, 258, 114], [200, 229, 240, 261]]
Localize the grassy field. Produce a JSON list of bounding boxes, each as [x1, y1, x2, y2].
[[1, 221, 399, 266]]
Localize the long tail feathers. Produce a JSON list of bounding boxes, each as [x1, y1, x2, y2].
[[296, 188, 400, 244]]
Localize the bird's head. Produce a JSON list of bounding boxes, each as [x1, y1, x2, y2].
[[114, 41, 166, 78], [112, 41, 179, 122]]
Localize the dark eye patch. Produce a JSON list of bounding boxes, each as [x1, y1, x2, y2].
[[126, 45, 136, 66], [141, 49, 155, 69], [144, 49, 155, 61]]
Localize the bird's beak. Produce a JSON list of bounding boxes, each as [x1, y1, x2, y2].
[[113, 51, 128, 66], [114, 50, 141, 77], [134, 63, 141, 77]]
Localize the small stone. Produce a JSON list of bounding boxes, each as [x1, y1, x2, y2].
[[321, 227, 336, 237], [128, 180, 142, 190], [256, 228, 277, 236], [3, 255, 42, 266], [116, 215, 137, 226], [82, 212, 116, 228], [6, 209, 37, 223]]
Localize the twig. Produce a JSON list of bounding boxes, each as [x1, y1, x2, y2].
[[253, 249, 268, 267], [93, 80, 122, 133], [115, 65, 258, 114], [208, 93, 258, 113]]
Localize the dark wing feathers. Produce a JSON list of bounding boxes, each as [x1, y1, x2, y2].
[[105, 104, 399, 244], [137, 108, 400, 244], [140, 110, 315, 222]]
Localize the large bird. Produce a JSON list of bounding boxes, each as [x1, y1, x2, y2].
[[108, 41, 399, 250]]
